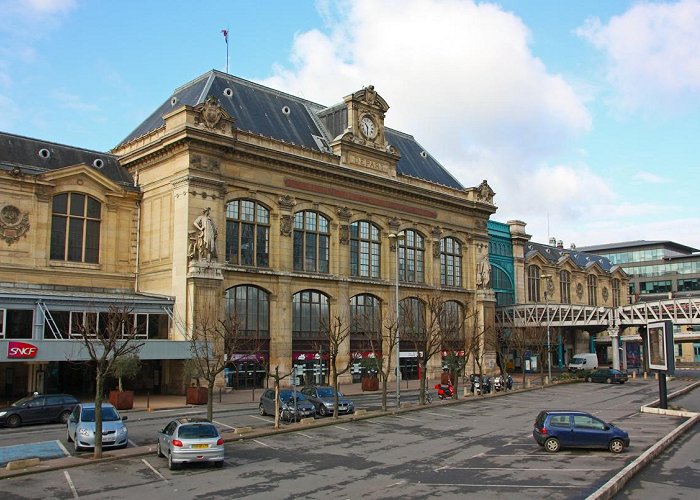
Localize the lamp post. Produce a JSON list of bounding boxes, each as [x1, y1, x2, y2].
[[388, 232, 405, 408], [541, 274, 553, 383]]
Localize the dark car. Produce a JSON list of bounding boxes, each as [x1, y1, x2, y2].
[[259, 389, 316, 419], [533, 410, 630, 453], [586, 369, 629, 384], [300, 386, 354, 417], [0, 393, 79, 428]]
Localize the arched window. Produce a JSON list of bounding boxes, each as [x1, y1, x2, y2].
[[225, 200, 270, 267], [440, 237, 462, 287], [294, 211, 329, 273], [399, 229, 425, 283], [527, 265, 541, 302], [560, 270, 571, 304], [224, 285, 269, 337], [350, 221, 381, 278], [492, 266, 515, 306], [440, 301, 464, 341], [612, 278, 621, 307], [350, 294, 381, 336], [588, 275, 598, 306], [292, 290, 329, 339], [50, 193, 101, 263], [399, 297, 426, 337]]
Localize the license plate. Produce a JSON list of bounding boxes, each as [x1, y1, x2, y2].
[[192, 444, 209, 449]]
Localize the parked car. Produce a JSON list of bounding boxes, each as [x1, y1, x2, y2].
[[586, 368, 629, 384], [300, 386, 354, 417], [66, 403, 128, 452], [259, 389, 316, 419], [568, 353, 599, 372], [532, 410, 629, 454], [157, 417, 224, 470], [0, 393, 79, 428]]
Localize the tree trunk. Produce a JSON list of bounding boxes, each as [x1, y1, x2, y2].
[[381, 376, 388, 411], [94, 371, 104, 459], [419, 360, 428, 404], [207, 381, 215, 422]]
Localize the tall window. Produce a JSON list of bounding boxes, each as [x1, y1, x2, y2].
[[350, 294, 381, 336], [587, 275, 598, 306], [399, 230, 425, 283], [560, 270, 571, 304], [527, 265, 541, 302], [350, 221, 381, 278], [225, 200, 269, 267], [440, 301, 464, 342], [294, 211, 329, 273], [225, 285, 269, 337], [399, 297, 426, 339], [292, 290, 329, 338], [50, 193, 101, 263], [440, 237, 462, 287], [612, 278, 621, 307]]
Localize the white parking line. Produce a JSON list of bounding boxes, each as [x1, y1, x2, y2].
[[213, 420, 236, 430], [142, 458, 168, 483], [64, 470, 79, 499], [296, 432, 314, 439], [419, 482, 581, 489], [249, 415, 271, 423], [395, 415, 422, 422], [56, 439, 70, 457], [336, 426, 352, 431], [440, 466, 609, 472], [424, 411, 450, 417], [253, 439, 274, 448], [128, 439, 138, 448]]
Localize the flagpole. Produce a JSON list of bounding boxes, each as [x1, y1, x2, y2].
[[221, 28, 229, 73]]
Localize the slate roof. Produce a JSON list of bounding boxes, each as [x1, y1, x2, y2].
[[526, 242, 617, 273], [0, 131, 135, 190], [118, 70, 464, 190], [578, 240, 699, 255]]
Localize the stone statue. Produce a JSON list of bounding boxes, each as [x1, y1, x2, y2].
[[193, 207, 217, 261], [476, 255, 491, 289]]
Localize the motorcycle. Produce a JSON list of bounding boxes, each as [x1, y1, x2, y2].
[[505, 374, 513, 390], [470, 375, 482, 395], [482, 376, 492, 394], [493, 375, 504, 392], [434, 382, 455, 400]]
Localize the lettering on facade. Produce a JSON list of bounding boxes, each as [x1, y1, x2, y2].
[[7, 341, 38, 359], [349, 155, 386, 173]]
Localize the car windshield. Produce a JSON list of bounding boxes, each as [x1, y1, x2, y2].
[[279, 390, 306, 400], [11, 396, 35, 407], [81, 407, 120, 422], [316, 388, 336, 398], [572, 357, 585, 364], [178, 424, 218, 439]]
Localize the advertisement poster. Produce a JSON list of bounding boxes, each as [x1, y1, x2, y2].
[[646, 321, 668, 371]]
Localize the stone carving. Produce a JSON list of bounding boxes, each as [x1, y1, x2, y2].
[[190, 154, 220, 172], [387, 217, 400, 230], [364, 85, 377, 105], [278, 195, 296, 210], [340, 225, 349, 245], [280, 215, 293, 237], [201, 96, 224, 129], [0, 205, 30, 245], [476, 180, 495, 203], [576, 282, 584, 299], [192, 207, 218, 261], [476, 255, 491, 289], [336, 206, 352, 221], [602, 286, 609, 303], [433, 240, 441, 259], [431, 226, 442, 238]]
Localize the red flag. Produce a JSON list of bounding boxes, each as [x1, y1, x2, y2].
[[221, 29, 228, 43]]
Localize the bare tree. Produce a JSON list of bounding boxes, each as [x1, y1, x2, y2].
[[358, 313, 400, 411], [187, 304, 242, 422], [320, 315, 354, 418], [75, 304, 143, 459], [267, 365, 293, 429], [501, 325, 546, 387]]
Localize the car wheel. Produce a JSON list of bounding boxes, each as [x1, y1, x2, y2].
[[319, 405, 328, 417], [156, 441, 164, 457], [168, 451, 178, 470], [609, 438, 625, 454], [606, 378, 612, 384], [544, 437, 560, 453], [214, 460, 224, 468], [6, 414, 21, 428], [259, 404, 266, 416], [586, 376, 593, 383]]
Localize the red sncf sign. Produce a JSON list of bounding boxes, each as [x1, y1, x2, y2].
[[7, 341, 38, 359]]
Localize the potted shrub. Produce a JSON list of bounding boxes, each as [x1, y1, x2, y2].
[[360, 358, 379, 392], [183, 359, 208, 405], [108, 355, 141, 410]]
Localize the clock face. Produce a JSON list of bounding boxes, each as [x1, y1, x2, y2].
[[359, 116, 377, 139]]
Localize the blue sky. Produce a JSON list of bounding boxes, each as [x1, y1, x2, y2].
[[2, 0, 699, 250]]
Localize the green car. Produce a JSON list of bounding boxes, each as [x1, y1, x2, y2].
[[586, 368, 629, 384]]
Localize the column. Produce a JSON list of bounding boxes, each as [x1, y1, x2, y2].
[[608, 327, 620, 371]]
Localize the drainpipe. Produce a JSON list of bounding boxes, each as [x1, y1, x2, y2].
[[134, 199, 141, 292]]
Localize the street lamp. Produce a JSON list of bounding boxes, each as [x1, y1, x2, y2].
[[388, 232, 405, 408], [541, 274, 553, 383]]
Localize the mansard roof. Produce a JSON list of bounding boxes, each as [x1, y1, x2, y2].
[[0, 131, 135, 190], [117, 70, 464, 190], [526, 241, 615, 273]]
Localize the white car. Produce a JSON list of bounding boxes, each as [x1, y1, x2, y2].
[[67, 403, 128, 453]]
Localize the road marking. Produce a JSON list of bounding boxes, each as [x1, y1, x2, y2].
[[56, 439, 70, 457], [253, 439, 273, 448], [213, 420, 236, 430], [418, 482, 581, 489], [128, 439, 138, 448], [385, 480, 406, 487], [424, 412, 449, 417], [142, 458, 168, 483], [438, 466, 609, 472], [249, 415, 271, 422], [336, 426, 351, 431], [64, 470, 79, 499], [296, 432, 314, 439], [395, 415, 422, 422]]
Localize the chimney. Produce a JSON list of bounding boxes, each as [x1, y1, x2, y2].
[[549, 237, 556, 246], [557, 240, 563, 249], [570, 243, 576, 250]]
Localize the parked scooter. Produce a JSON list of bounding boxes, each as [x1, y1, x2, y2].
[[493, 375, 504, 392], [505, 374, 513, 390], [470, 375, 483, 395], [482, 376, 492, 394], [434, 381, 455, 400]]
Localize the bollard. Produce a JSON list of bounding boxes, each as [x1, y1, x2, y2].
[[526, 380, 531, 388], [147, 392, 151, 412], [655, 372, 659, 380], [219, 387, 222, 403], [632, 371, 636, 379], [643, 372, 648, 380]]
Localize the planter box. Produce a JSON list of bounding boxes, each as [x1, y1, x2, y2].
[[108, 390, 134, 410], [361, 377, 379, 391], [186, 386, 208, 405]]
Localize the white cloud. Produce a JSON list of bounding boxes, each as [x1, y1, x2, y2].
[[577, 0, 700, 112], [51, 89, 100, 112], [23, 0, 76, 13], [633, 171, 668, 184]]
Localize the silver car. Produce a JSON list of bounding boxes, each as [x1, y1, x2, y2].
[[300, 386, 354, 417], [66, 403, 128, 453], [157, 417, 224, 470]]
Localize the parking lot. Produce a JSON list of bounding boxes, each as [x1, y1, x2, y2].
[[0, 379, 695, 499]]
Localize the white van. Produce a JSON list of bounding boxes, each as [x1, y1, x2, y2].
[[568, 353, 599, 372]]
